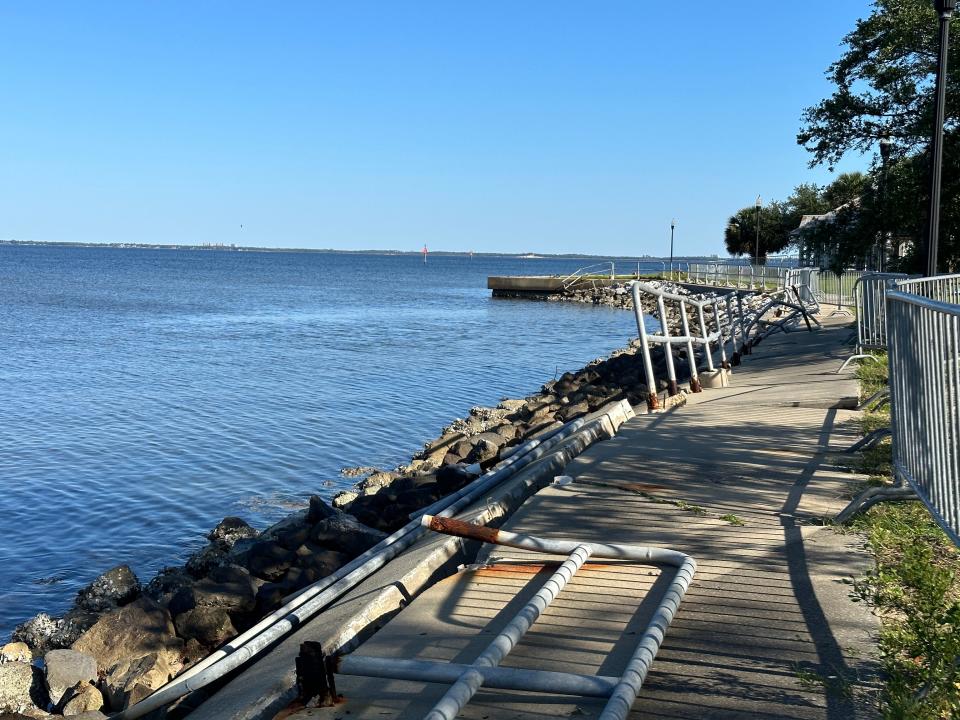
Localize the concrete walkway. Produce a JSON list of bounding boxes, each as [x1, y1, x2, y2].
[[289, 317, 881, 719]]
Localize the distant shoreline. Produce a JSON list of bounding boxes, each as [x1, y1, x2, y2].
[[0, 239, 721, 262]]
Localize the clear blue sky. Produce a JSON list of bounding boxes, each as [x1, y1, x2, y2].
[[1, 1, 871, 256]]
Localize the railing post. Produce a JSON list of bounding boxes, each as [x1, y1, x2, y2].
[[630, 282, 661, 411], [657, 295, 679, 398], [679, 299, 701, 392], [712, 299, 730, 369], [697, 303, 715, 372]]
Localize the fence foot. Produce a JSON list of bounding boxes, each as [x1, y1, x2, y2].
[[857, 388, 890, 411], [837, 354, 880, 374], [844, 427, 892, 453], [689, 377, 702, 393], [836, 484, 915, 524]]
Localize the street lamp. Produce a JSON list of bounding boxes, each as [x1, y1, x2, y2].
[[879, 135, 893, 271], [669, 218, 676, 278], [755, 195, 762, 266], [927, 0, 955, 276]]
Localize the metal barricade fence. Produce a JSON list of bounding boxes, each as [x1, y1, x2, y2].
[[686, 263, 791, 290], [854, 272, 909, 352], [811, 269, 864, 309], [885, 274, 960, 546]]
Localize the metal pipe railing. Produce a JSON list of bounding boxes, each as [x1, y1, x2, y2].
[[324, 515, 696, 720], [114, 413, 608, 719], [629, 280, 817, 410]]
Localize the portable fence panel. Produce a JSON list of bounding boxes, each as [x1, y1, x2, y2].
[[855, 273, 908, 351], [887, 284, 960, 547]]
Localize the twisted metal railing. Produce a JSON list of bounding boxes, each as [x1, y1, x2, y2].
[[560, 262, 616, 291], [629, 280, 819, 411]]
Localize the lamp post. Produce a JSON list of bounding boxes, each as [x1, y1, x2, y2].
[[927, 0, 955, 277], [879, 135, 893, 271], [754, 196, 762, 266], [669, 218, 676, 278]]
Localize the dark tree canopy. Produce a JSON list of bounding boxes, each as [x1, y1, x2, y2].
[[797, 0, 946, 169]]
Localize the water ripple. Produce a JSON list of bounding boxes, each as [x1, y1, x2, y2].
[[0, 247, 648, 634]]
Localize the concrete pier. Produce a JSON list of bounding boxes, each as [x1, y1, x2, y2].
[[279, 316, 879, 719]]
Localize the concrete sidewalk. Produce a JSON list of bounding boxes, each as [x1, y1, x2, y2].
[[290, 316, 880, 720]]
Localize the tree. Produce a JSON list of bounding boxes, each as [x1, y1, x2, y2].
[[822, 172, 870, 209], [723, 201, 792, 263], [797, 0, 945, 170], [797, 0, 960, 271]]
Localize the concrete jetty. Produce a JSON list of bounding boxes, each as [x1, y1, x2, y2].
[[193, 315, 880, 719]]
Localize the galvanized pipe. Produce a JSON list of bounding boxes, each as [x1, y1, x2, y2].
[[336, 656, 619, 698], [696, 302, 715, 372], [115, 415, 595, 719], [656, 294, 679, 397], [678, 299, 701, 392], [630, 282, 660, 411]]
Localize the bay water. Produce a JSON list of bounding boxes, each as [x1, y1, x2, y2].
[[0, 246, 654, 634]]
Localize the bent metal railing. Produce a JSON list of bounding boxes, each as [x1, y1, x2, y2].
[[561, 262, 616, 291], [317, 515, 696, 720], [629, 280, 819, 411], [837, 274, 960, 547]]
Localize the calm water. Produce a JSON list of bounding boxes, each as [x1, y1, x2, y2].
[[0, 246, 653, 635]]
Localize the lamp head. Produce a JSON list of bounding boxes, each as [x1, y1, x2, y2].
[[879, 135, 893, 163], [671, 218, 676, 229], [936, 0, 956, 16], [756, 195, 762, 208]]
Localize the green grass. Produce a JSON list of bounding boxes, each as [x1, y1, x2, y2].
[[843, 352, 960, 719], [719, 513, 746, 526]]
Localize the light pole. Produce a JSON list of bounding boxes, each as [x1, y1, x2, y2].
[[669, 218, 676, 278], [754, 195, 762, 266], [927, 0, 955, 276], [879, 135, 893, 271]]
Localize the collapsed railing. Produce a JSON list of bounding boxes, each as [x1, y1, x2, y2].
[[113, 406, 635, 719], [313, 515, 696, 720], [629, 280, 820, 411], [561, 262, 616, 291], [837, 274, 960, 547]]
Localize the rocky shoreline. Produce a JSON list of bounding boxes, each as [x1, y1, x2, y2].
[[0, 280, 699, 719]]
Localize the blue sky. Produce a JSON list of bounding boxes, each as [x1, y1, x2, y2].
[[1, 2, 871, 256]]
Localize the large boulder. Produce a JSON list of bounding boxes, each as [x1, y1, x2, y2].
[[10, 610, 96, 657], [167, 565, 255, 616], [143, 567, 194, 604], [310, 514, 386, 557], [103, 652, 177, 711], [0, 642, 31, 664], [71, 598, 183, 676], [75, 565, 139, 613], [11, 614, 59, 655], [465, 437, 500, 465], [173, 607, 236, 649], [43, 649, 97, 706], [295, 545, 347, 579], [306, 496, 337, 524], [0, 662, 38, 714], [246, 542, 296, 581], [60, 681, 104, 716], [207, 517, 258, 547]]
